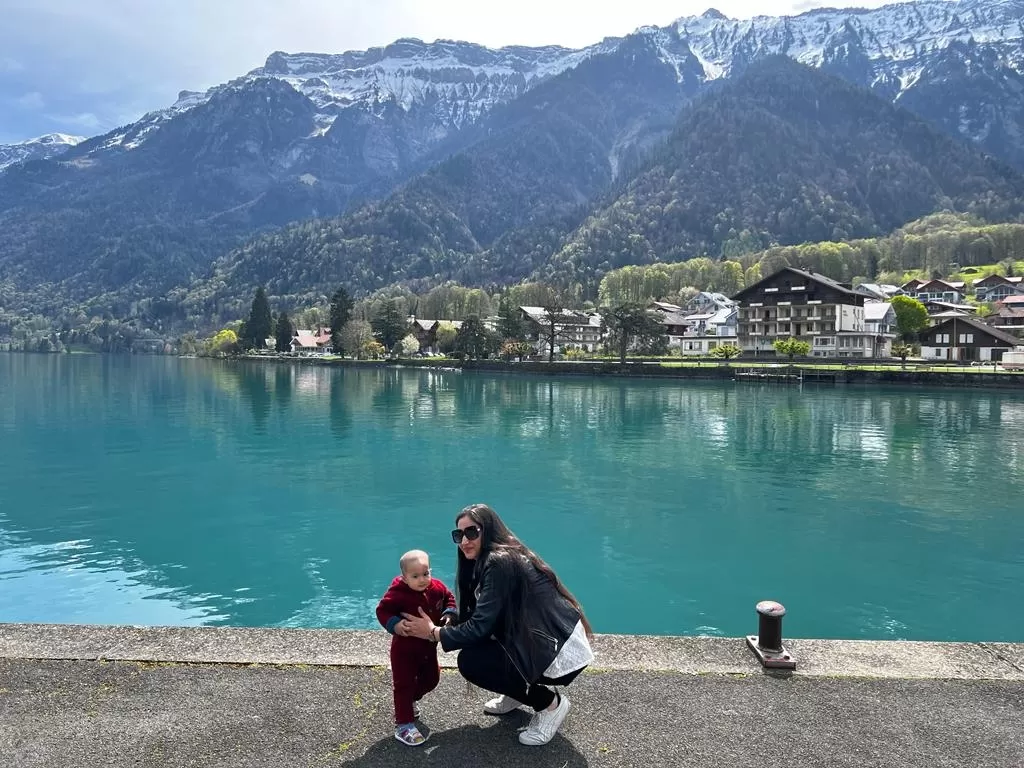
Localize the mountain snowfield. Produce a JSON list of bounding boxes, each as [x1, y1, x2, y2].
[[73, 37, 620, 162], [2, 0, 1021, 171], [1, 0, 1023, 324], [0, 133, 84, 170], [666, 0, 1024, 79]]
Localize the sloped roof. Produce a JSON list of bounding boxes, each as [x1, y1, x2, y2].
[[732, 267, 859, 303], [709, 306, 737, 323], [924, 300, 976, 312], [856, 283, 888, 300], [650, 301, 682, 312], [863, 302, 894, 321], [660, 312, 690, 326], [987, 306, 1024, 319], [519, 306, 593, 325], [918, 279, 964, 292], [927, 315, 1022, 346]]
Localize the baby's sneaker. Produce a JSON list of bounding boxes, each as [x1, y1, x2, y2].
[[413, 700, 421, 719], [395, 723, 429, 746]]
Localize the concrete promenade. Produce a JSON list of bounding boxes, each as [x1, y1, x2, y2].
[[1, 623, 1022, 767]]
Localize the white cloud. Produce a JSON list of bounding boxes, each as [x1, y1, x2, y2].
[[1, 57, 25, 72], [15, 91, 44, 110]]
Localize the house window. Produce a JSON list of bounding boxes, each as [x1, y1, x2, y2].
[[934, 349, 941, 357], [966, 334, 974, 343]]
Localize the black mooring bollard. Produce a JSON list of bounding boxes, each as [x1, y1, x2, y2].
[[745, 599, 796, 670], [756, 600, 785, 652]]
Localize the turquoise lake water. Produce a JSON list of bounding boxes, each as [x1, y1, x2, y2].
[[1, 353, 1022, 641]]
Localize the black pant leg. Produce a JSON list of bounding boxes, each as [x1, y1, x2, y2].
[[539, 666, 586, 688], [458, 642, 589, 713], [524, 665, 587, 711], [457, 640, 531, 702]]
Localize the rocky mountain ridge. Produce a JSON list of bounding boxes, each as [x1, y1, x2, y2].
[[2, 0, 1024, 325], [0, 133, 84, 170]]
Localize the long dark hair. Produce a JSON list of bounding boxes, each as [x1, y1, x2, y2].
[[454, 503, 593, 637]]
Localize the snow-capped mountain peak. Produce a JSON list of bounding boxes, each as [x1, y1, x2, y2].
[[83, 37, 616, 159], [0, 132, 85, 170], [659, 0, 1024, 83], [13, 0, 1024, 172]]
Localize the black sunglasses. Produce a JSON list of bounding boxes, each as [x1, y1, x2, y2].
[[451, 525, 481, 544]]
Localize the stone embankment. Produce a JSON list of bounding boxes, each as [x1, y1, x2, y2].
[[2, 623, 1021, 767], [239, 354, 1024, 389]]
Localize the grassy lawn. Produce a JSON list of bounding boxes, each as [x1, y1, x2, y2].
[[656, 360, 1023, 375], [947, 262, 1024, 284]]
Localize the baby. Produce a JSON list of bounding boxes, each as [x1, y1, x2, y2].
[[375, 549, 457, 746]]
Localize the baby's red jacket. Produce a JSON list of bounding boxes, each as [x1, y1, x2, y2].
[[376, 576, 457, 635]]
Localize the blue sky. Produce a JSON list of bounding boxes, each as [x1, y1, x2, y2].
[[0, 0, 901, 144]]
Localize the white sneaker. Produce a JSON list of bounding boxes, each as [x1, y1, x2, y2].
[[412, 700, 420, 719], [483, 694, 522, 715], [518, 693, 571, 746]]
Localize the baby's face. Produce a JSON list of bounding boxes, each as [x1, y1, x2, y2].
[[402, 559, 431, 592]]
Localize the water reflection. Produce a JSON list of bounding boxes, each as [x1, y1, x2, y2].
[[1, 354, 1023, 641]]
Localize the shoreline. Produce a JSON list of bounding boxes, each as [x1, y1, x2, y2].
[[233, 353, 1024, 390], [2, 623, 1022, 679]]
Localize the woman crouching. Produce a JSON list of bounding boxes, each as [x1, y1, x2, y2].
[[401, 502, 594, 746]]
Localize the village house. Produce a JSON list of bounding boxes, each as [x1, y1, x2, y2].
[[904, 279, 966, 304], [997, 294, 1024, 309], [290, 327, 331, 355], [919, 316, 1020, 362], [922, 300, 977, 326], [407, 318, 438, 351], [863, 301, 897, 357], [648, 300, 738, 355], [676, 307, 739, 356], [972, 273, 1024, 302], [733, 267, 878, 358], [900, 278, 927, 295], [519, 306, 603, 354], [854, 283, 903, 301], [984, 305, 1024, 339], [682, 291, 735, 314]]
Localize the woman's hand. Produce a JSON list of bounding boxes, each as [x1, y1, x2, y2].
[[400, 607, 437, 640]]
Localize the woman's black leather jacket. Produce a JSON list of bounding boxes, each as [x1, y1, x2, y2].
[[438, 553, 581, 684]]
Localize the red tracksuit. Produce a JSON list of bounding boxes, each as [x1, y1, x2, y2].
[[375, 576, 457, 724]]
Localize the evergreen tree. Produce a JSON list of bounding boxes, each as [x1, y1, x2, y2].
[[454, 315, 498, 359], [329, 287, 354, 353], [496, 295, 525, 340], [275, 312, 293, 353], [372, 300, 407, 352], [242, 287, 273, 350]]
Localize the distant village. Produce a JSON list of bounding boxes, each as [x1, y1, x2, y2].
[[278, 267, 1024, 364]]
